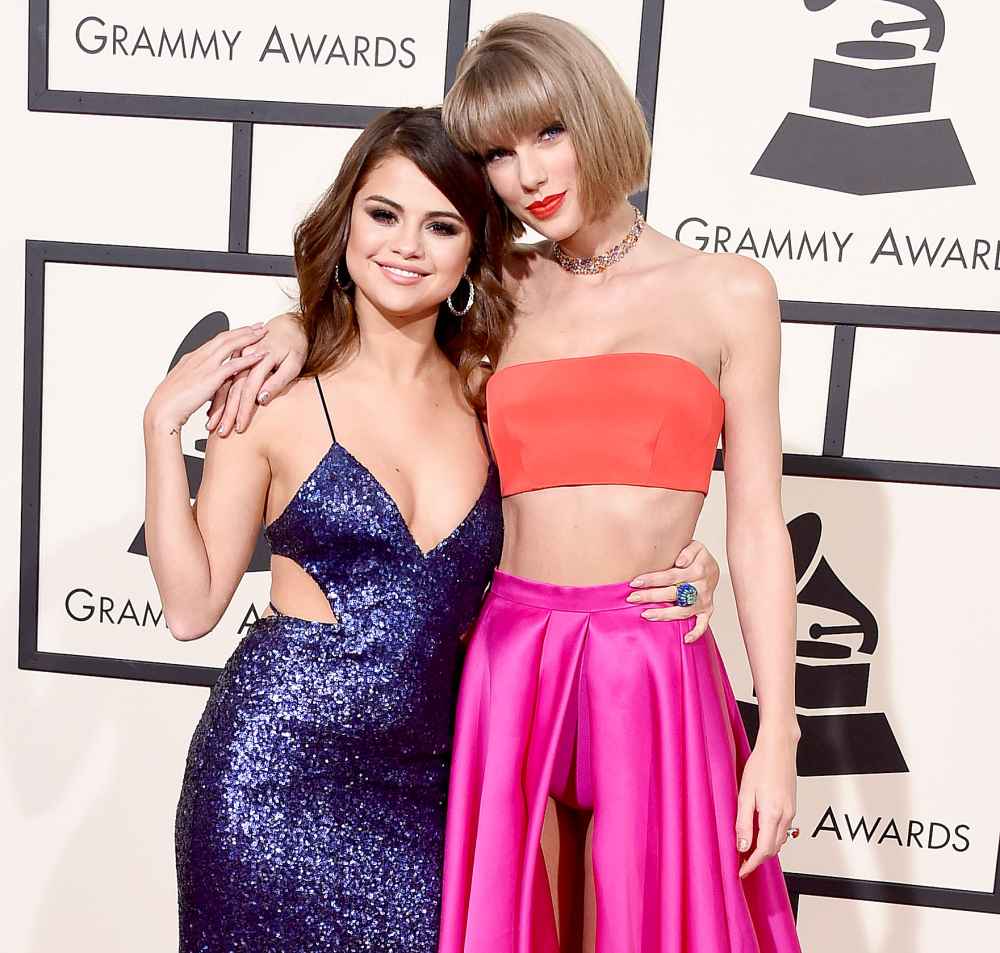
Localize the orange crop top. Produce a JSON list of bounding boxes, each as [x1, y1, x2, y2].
[[485, 352, 724, 497]]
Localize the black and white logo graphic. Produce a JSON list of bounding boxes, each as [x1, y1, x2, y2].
[[740, 512, 906, 777], [128, 310, 271, 572], [20, 243, 289, 686], [786, 512, 906, 776], [753, 0, 975, 194]]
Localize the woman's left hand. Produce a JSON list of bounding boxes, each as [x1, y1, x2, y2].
[[626, 539, 721, 643], [736, 727, 799, 879]]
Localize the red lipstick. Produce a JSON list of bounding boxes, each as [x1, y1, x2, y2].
[[526, 191, 566, 220]]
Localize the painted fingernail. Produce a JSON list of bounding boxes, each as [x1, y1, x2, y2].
[[258, 392, 269, 405], [738, 838, 750, 852], [641, 610, 654, 619], [626, 593, 640, 603], [630, 577, 644, 588], [218, 426, 226, 436]]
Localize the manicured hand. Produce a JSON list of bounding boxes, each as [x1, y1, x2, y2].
[[207, 312, 308, 436], [145, 325, 268, 434], [736, 728, 798, 879], [626, 538, 721, 642]]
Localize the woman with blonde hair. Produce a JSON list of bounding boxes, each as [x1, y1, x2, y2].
[[438, 16, 800, 953], [212, 14, 800, 953]]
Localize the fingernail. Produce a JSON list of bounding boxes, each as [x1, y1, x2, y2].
[[630, 578, 644, 588], [258, 392, 269, 405], [738, 838, 750, 852], [626, 593, 640, 603], [684, 635, 695, 644], [218, 426, 226, 436], [641, 610, 653, 619]]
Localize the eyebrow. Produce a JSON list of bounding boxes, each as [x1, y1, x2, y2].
[[364, 194, 465, 224]]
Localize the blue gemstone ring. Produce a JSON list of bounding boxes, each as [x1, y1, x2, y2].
[[675, 582, 698, 607]]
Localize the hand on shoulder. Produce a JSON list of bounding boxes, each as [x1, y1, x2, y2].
[[209, 373, 315, 464], [207, 311, 309, 437]]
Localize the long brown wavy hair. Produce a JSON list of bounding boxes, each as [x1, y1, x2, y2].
[[294, 107, 514, 413]]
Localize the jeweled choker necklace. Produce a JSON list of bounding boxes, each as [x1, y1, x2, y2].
[[551, 205, 645, 275]]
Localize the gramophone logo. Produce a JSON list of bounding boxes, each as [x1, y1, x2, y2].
[[741, 512, 907, 777], [128, 310, 271, 571], [753, 0, 975, 194]]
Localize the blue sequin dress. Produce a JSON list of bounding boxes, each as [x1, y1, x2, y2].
[[175, 377, 502, 952]]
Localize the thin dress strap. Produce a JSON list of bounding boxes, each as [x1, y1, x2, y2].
[[315, 376, 336, 443], [477, 413, 495, 464]]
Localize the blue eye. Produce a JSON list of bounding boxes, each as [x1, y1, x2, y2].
[[484, 147, 510, 164], [540, 123, 565, 141]]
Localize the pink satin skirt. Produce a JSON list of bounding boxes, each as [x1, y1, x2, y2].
[[438, 570, 801, 953]]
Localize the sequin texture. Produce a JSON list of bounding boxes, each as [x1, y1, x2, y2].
[[175, 439, 502, 952]]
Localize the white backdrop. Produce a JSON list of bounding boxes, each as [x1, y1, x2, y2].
[[5, 1, 999, 950]]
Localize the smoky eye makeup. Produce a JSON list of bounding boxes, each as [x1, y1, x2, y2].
[[367, 206, 397, 225], [427, 220, 461, 236]]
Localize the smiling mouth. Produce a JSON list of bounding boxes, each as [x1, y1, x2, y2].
[[377, 262, 428, 279]]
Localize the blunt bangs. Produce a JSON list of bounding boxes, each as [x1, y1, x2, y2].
[[443, 51, 562, 158], [443, 14, 652, 222]]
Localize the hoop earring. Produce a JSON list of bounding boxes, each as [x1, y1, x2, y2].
[[447, 274, 475, 316], [334, 258, 353, 291]]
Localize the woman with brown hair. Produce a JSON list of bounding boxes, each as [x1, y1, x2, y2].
[[143, 107, 510, 952], [223, 13, 802, 953]]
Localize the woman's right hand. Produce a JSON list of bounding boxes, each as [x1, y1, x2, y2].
[[144, 325, 268, 434], [207, 312, 309, 436]]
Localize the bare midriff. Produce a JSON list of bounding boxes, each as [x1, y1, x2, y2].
[[497, 484, 706, 586]]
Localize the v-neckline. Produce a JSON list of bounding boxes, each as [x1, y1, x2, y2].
[[336, 443, 494, 559], [265, 441, 494, 561], [268, 375, 495, 560]]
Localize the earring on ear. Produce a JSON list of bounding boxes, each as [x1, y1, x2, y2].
[[334, 257, 353, 291], [447, 274, 475, 316]]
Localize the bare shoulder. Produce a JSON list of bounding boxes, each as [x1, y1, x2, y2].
[[685, 253, 779, 338], [695, 252, 776, 305], [263, 374, 320, 416], [243, 374, 318, 453]]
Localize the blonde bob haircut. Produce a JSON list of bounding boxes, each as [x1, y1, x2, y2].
[[442, 13, 651, 230]]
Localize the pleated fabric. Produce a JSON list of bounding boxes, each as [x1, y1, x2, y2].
[[439, 570, 801, 953]]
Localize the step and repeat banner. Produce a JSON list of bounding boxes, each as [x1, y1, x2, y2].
[[20, 1, 999, 949]]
